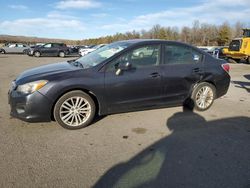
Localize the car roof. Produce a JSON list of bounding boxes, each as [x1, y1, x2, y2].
[[115, 39, 192, 46], [117, 39, 162, 44]]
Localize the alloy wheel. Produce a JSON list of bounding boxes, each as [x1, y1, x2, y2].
[[59, 96, 91, 127], [195, 86, 214, 110]]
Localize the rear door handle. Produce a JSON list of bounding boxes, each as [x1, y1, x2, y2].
[[150, 72, 161, 78]]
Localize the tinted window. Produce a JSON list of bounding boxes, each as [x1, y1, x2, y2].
[[107, 45, 160, 71], [229, 40, 241, 51], [52, 43, 60, 47], [77, 42, 132, 69], [164, 44, 202, 64], [44, 44, 52, 48]]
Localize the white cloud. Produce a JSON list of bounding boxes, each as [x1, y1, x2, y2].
[[0, 13, 85, 39], [55, 0, 101, 10], [8, 5, 28, 10], [47, 11, 79, 19], [91, 13, 108, 18], [2, 0, 250, 39], [101, 0, 250, 33]]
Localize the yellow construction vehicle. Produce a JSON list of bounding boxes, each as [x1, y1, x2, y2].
[[223, 28, 250, 64]]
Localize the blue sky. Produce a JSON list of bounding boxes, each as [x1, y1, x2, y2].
[[0, 0, 249, 39]]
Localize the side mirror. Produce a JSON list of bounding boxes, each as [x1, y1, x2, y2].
[[116, 62, 132, 76]]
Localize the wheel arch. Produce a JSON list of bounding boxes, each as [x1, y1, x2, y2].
[[194, 80, 216, 90], [189, 80, 217, 101], [34, 50, 41, 56], [58, 50, 64, 53], [50, 88, 101, 121], [185, 81, 217, 111]]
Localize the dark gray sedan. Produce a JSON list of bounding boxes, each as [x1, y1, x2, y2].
[[8, 39, 230, 129]]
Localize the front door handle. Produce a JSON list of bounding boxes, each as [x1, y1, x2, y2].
[[193, 68, 202, 73], [150, 72, 160, 78]]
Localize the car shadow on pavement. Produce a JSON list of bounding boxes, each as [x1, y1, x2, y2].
[[232, 80, 250, 93], [92, 115, 107, 124], [244, 74, 250, 80], [93, 108, 250, 188]]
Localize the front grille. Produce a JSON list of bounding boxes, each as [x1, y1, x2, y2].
[[229, 40, 241, 51]]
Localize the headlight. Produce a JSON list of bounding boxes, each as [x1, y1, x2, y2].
[[17, 80, 48, 94]]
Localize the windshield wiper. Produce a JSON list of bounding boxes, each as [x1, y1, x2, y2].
[[67, 59, 76, 63], [67, 59, 83, 68]]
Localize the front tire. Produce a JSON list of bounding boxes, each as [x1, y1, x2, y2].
[[23, 49, 28, 54], [189, 82, 216, 111], [34, 51, 41, 57], [1, 49, 6, 54], [53, 90, 96, 130]]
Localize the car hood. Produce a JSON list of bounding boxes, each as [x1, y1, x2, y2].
[[15, 62, 77, 84]]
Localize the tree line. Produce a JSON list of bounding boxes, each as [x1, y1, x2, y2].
[[83, 21, 246, 46], [0, 21, 247, 46]]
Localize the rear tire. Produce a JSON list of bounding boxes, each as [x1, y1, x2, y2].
[[188, 82, 216, 111], [1, 49, 6, 54], [53, 90, 96, 130], [34, 51, 41, 57], [59, 51, 65, 58]]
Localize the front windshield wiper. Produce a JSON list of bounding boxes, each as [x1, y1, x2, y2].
[[67, 59, 83, 68], [67, 59, 76, 63]]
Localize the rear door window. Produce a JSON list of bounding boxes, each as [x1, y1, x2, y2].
[[52, 43, 59, 47], [164, 44, 202, 65]]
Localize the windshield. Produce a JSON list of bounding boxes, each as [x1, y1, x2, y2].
[[76, 42, 132, 69]]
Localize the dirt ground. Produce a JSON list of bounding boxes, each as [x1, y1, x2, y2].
[[0, 54, 249, 188]]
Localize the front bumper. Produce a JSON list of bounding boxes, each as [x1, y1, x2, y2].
[[8, 89, 52, 123]]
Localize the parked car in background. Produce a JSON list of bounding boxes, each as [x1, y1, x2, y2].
[[67, 46, 78, 54], [68, 45, 87, 55], [27, 44, 43, 56], [133, 46, 156, 57], [0, 43, 30, 54], [198, 46, 227, 59], [77, 45, 89, 53], [213, 47, 227, 59], [198, 47, 209, 53], [9, 40, 230, 130], [28, 43, 70, 57], [79, 44, 106, 56]]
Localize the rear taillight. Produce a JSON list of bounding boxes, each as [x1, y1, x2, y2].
[[221, 63, 230, 73]]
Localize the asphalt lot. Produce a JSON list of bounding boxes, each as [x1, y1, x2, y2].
[[0, 54, 249, 188]]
